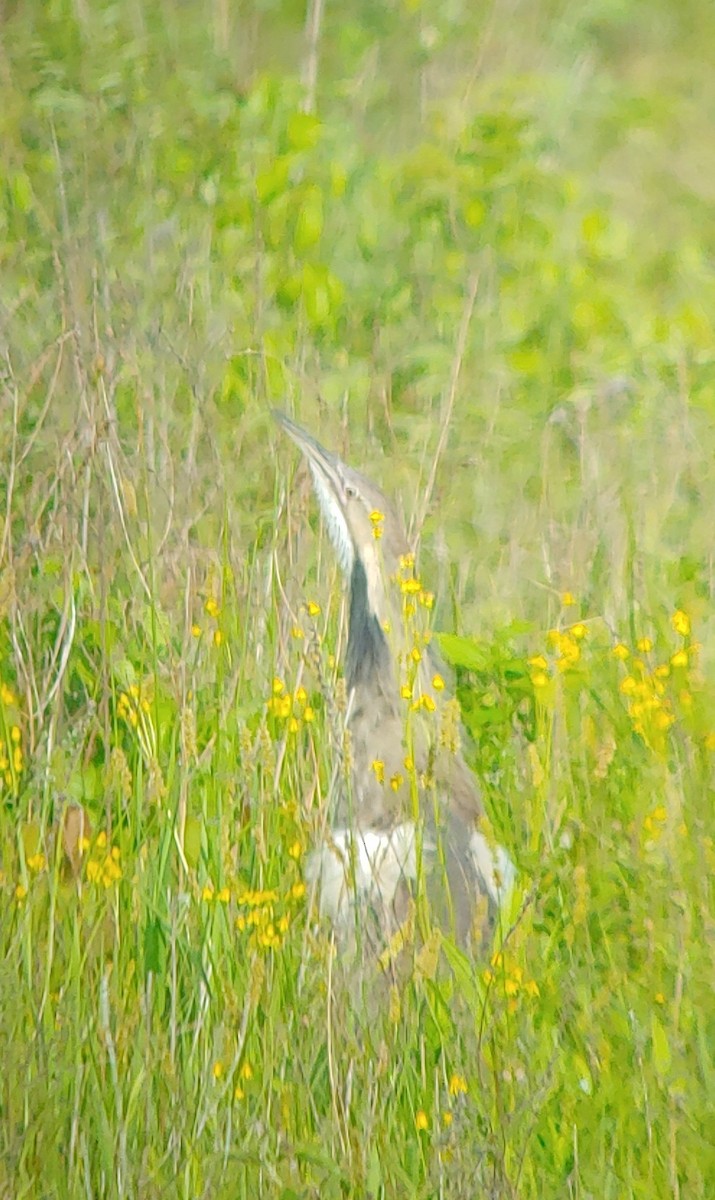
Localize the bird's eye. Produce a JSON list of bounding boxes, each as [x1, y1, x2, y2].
[[345, 484, 357, 499]]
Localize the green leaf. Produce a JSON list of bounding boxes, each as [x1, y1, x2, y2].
[[184, 816, 202, 869], [143, 917, 165, 977], [437, 633, 489, 672], [294, 185, 323, 251], [286, 111, 321, 151]]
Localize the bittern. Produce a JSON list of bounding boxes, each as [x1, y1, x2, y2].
[[275, 411, 514, 950]]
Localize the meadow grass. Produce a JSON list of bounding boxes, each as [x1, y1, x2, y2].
[[2, 1, 715, 1196]]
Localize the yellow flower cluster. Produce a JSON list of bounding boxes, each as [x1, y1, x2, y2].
[[266, 678, 315, 732], [448, 1072, 468, 1097], [85, 833, 123, 888], [202, 883, 231, 903], [395, 554, 434, 614], [618, 658, 676, 752], [642, 803, 668, 845], [190, 596, 224, 645], [546, 623, 587, 672], [527, 606, 702, 759], [117, 684, 151, 729], [0, 722, 23, 790], [0, 679, 22, 791], [483, 951, 540, 1013], [613, 614, 696, 754], [234, 879, 306, 952], [233, 1060, 254, 1100], [369, 509, 384, 540]]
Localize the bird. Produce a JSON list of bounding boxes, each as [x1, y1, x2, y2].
[[274, 410, 514, 953]]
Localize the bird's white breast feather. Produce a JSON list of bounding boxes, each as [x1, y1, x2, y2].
[[306, 823, 416, 925], [307, 824, 515, 926]]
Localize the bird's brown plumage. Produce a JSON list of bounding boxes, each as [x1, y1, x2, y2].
[[275, 411, 514, 950]]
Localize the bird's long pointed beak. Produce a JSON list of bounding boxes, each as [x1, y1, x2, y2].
[[273, 409, 345, 500]]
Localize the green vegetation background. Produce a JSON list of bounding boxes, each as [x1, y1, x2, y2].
[[1, 0, 715, 1196]]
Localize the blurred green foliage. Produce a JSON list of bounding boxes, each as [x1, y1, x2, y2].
[[2, 0, 715, 1196]]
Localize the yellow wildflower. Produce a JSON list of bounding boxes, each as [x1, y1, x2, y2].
[[415, 1110, 429, 1132], [671, 610, 690, 637], [306, 601, 321, 617], [636, 637, 653, 654], [371, 759, 385, 784], [401, 578, 422, 596], [448, 1073, 468, 1097], [671, 650, 688, 669], [612, 643, 629, 660], [205, 598, 220, 618]]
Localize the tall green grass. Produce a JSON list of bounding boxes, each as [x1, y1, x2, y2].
[[2, 1, 715, 1195]]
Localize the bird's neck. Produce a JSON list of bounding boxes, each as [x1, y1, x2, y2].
[[345, 558, 391, 694]]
